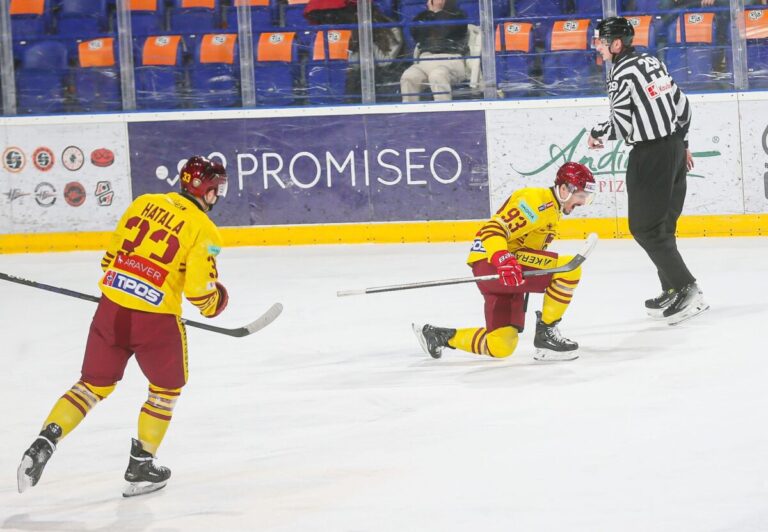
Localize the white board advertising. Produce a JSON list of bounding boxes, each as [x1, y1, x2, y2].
[[485, 100, 744, 218], [738, 99, 768, 214], [0, 122, 131, 234]]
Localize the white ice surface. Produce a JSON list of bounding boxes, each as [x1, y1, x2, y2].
[[0, 237, 766, 531]]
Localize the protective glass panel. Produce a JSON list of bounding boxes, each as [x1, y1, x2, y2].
[[392, 0, 481, 102], [135, 1, 239, 110], [745, 6, 768, 90], [495, 0, 605, 98], [617, 0, 736, 93], [10, 0, 120, 115]]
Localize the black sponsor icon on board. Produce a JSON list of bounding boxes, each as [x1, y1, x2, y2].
[[35, 182, 57, 207], [64, 182, 86, 207]]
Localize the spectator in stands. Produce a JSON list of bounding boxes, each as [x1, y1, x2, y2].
[[304, 0, 404, 101], [400, 0, 468, 102], [304, 0, 358, 24]]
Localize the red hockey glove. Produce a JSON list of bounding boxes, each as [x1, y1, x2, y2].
[[491, 251, 524, 287], [210, 282, 228, 318]]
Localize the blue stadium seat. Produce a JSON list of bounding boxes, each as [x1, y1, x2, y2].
[[10, 0, 53, 39], [223, 0, 276, 31], [190, 33, 241, 107], [282, 0, 310, 28], [495, 21, 536, 97], [511, 0, 563, 17], [16, 39, 68, 114], [573, 0, 600, 15], [169, 0, 221, 33], [745, 8, 768, 89], [72, 37, 122, 111], [542, 18, 600, 96], [135, 35, 187, 109], [254, 31, 300, 105], [57, 0, 110, 37], [626, 14, 656, 52], [130, 0, 167, 36], [662, 12, 719, 91], [306, 29, 356, 104], [457, 0, 480, 23], [620, 0, 659, 13]]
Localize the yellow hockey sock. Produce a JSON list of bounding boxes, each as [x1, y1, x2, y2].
[[43, 380, 115, 439], [448, 326, 519, 358], [449, 327, 489, 355], [542, 260, 582, 324], [138, 385, 181, 455]]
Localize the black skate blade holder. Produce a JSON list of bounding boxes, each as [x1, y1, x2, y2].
[[337, 233, 599, 297]]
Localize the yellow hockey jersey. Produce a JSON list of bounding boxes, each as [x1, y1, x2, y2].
[[467, 187, 562, 264], [99, 192, 224, 317]]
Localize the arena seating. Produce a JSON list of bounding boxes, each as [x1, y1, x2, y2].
[[495, 21, 536, 97], [542, 18, 600, 96], [745, 7, 768, 89], [73, 36, 122, 111], [306, 29, 355, 104], [16, 39, 68, 114], [254, 31, 300, 105], [135, 35, 187, 109], [223, 0, 276, 31], [662, 12, 721, 91], [169, 0, 221, 33], [190, 33, 241, 107]]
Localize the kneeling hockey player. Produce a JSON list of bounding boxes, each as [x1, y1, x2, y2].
[[414, 162, 596, 362]]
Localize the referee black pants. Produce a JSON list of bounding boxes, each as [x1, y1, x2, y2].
[[626, 134, 696, 291]]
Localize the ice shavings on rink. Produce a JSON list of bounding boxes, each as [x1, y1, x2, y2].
[[1, 237, 766, 531]]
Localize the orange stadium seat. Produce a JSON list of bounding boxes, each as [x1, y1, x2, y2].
[[307, 29, 355, 104], [542, 19, 601, 96], [135, 35, 187, 109], [745, 7, 768, 89], [73, 37, 122, 111], [495, 21, 536, 97], [190, 33, 241, 107], [254, 31, 300, 105]]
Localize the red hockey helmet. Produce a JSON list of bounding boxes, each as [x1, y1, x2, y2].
[[180, 156, 228, 204], [555, 162, 596, 195]]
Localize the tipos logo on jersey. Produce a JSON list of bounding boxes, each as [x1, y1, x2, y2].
[[103, 270, 164, 306], [470, 239, 487, 253]]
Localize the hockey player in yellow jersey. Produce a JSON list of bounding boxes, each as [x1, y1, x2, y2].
[[414, 162, 596, 362], [18, 156, 229, 498]]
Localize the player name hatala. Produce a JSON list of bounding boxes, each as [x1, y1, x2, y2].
[[139, 203, 186, 234]]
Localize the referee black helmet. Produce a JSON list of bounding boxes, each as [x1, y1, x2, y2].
[[595, 16, 635, 46]]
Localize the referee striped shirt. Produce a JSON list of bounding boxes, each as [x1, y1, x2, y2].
[[591, 48, 692, 147]]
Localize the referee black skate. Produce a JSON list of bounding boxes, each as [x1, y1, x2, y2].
[[587, 16, 708, 325]]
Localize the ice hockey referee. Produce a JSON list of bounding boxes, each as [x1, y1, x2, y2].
[[587, 16, 709, 325]]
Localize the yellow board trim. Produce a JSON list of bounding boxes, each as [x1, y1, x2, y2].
[[0, 215, 765, 254]]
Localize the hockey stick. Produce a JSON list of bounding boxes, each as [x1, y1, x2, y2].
[[337, 233, 598, 297], [0, 272, 282, 338]]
